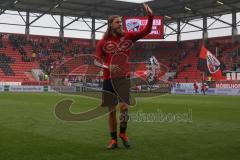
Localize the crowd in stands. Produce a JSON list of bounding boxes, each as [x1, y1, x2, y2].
[[131, 41, 192, 74], [0, 33, 5, 48], [2, 31, 240, 84], [5, 33, 94, 79], [204, 37, 240, 72], [132, 37, 240, 83], [0, 53, 15, 76]]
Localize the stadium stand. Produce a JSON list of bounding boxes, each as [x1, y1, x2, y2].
[[1, 32, 240, 85]]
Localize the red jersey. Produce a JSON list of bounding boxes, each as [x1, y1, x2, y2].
[[96, 14, 154, 80], [201, 83, 206, 90], [194, 83, 198, 90]]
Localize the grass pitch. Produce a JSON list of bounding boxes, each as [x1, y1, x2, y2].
[[0, 92, 240, 160]]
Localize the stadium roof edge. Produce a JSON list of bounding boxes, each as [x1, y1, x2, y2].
[[0, 0, 240, 23]]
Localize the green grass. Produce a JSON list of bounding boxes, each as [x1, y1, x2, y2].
[[0, 92, 240, 160]]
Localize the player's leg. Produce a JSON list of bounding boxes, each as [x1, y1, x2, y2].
[[102, 79, 119, 149], [119, 103, 129, 134], [112, 76, 131, 148], [107, 105, 118, 149], [119, 102, 130, 148]]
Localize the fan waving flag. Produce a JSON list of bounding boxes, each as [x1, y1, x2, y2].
[[198, 45, 222, 80]]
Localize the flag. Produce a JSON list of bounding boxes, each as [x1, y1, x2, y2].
[[198, 45, 222, 80]]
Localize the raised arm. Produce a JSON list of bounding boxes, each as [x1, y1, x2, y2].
[[143, 3, 153, 16], [128, 3, 154, 42]]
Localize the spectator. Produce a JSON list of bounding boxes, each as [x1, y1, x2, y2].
[[32, 52, 36, 61]]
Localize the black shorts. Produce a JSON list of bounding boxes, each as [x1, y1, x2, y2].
[[101, 77, 130, 107]]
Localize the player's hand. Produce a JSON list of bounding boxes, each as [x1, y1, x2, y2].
[[109, 65, 121, 73], [143, 3, 153, 16]]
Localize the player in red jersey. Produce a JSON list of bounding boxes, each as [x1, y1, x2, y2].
[[193, 81, 199, 95], [201, 82, 207, 95], [94, 3, 153, 149]]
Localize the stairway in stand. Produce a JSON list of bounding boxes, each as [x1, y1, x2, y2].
[[174, 51, 202, 82]]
